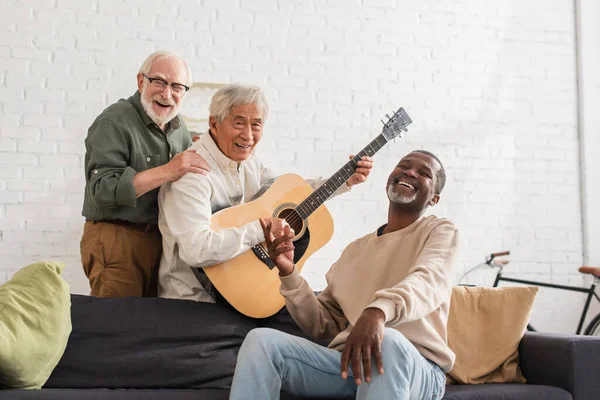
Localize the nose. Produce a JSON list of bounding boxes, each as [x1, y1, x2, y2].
[[160, 84, 173, 99], [239, 124, 252, 140], [402, 168, 418, 179]]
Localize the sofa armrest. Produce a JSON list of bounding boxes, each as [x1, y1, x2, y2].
[[519, 331, 600, 400]]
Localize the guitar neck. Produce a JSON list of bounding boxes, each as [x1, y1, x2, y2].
[[295, 133, 390, 220]]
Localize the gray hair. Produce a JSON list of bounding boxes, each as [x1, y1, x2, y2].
[[138, 50, 193, 87], [209, 83, 269, 124]]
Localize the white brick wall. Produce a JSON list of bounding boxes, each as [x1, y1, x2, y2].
[[0, 0, 594, 334]]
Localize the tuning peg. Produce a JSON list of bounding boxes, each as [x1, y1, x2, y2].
[[381, 119, 386, 125], [385, 113, 391, 119]]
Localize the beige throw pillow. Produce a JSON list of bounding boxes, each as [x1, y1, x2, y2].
[[446, 285, 538, 385]]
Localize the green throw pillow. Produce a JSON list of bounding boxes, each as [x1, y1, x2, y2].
[[0, 261, 72, 389]]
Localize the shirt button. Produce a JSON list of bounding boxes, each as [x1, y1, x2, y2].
[[169, 153, 172, 158], [146, 157, 151, 162], [93, 169, 98, 174]]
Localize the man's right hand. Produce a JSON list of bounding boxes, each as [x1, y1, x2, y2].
[[165, 149, 210, 181], [260, 218, 295, 276]]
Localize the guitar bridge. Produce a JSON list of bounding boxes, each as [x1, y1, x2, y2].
[[252, 244, 276, 270]]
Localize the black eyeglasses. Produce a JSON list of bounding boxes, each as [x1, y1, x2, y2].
[[143, 75, 190, 96]]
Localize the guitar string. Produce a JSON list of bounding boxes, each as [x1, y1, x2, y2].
[[278, 112, 406, 230], [284, 134, 389, 229], [281, 133, 390, 230]]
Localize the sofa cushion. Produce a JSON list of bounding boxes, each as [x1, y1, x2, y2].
[[443, 384, 572, 400], [45, 295, 256, 390], [446, 286, 538, 385], [0, 261, 72, 389], [0, 385, 573, 400]]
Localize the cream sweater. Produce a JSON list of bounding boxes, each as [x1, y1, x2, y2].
[[280, 215, 459, 372]]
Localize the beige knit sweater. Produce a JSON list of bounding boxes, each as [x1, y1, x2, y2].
[[279, 215, 459, 372]]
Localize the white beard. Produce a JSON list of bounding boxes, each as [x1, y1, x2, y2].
[[387, 183, 417, 204], [140, 82, 177, 127]]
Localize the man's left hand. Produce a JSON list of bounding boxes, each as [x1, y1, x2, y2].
[[346, 155, 374, 188], [340, 307, 385, 385]]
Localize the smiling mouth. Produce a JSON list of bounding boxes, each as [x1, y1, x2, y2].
[[234, 143, 251, 149], [154, 101, 172, 108], [397, 181, 415, 190]]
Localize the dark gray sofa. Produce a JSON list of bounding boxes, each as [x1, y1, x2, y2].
[[0, 295, 598, 400]]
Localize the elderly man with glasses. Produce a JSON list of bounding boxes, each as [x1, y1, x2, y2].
[[80, 50, 210, 298]]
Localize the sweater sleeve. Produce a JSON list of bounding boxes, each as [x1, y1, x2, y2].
[[279, 264, 348, 340], [367, 220, 460, 326]]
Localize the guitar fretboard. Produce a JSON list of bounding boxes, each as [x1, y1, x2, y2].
[[295, 133, 390, 220]]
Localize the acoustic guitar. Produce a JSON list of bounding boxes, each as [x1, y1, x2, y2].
[[203, 108, 413, 318]]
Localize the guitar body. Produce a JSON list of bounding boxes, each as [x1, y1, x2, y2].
[[203, 173, 334, 318]]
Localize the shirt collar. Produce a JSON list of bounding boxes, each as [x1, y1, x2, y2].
[[129, 91, 182, 131], [201, 131, 240, 171]]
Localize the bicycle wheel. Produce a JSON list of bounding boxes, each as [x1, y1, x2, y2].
[[584, 313, 600, 336]]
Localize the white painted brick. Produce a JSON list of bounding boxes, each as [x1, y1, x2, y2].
[[57, 0, 95, 11], [45, 102, 87, 116], [0, 190, 20, 204], [0, 219, 25, 230], [7, 179, 48, 192], [50, 179, 83, 193], [23, 243, 67, 257], [41, 128, 76, 141], [4, 204, 48, 219], [59, 141, 84, 155], [22, 192, 64, 205], [0, 31, 33, 47], [54, 48, 95, 64], [45, 231, 82, 244], [65, 90, 105, 103], [24, 89, 65, 102], [0, 6, 31, 26], [0, 45, 10, 58], [0, 167, 21, 178], [0, 127, 40, 140], [0, 243, 24, 256], [39, 154, 79, 167], [20, 0, 54, 9], [4, 68, 44, 87], [23, 166, 62, 179], [63, 115, 96, 130], [138, 28, 176, 42], [0, 153, 38, 166], [33, 7, 76, 25], [0, 139, 17, 152], [1, 231, 44, 244], [46, 74, 86, 90], [3, 100, 42, 115], [48, 205, 76, 219], [76, 37, 114, 52], [57, 168, 80, 181], [11, 46, 51, 61], [22, 115, 60, 128], [96, 0, 136, 15]]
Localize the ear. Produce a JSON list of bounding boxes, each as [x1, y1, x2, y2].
[[209, 116, 218, 135], [136, 73, 144, 93], [429, 194, 440, 206]]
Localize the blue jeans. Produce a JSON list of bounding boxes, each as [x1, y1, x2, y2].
[[230, 327, 446, 400]]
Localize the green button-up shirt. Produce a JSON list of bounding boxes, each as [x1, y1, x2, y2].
[[82, 91, 192, 224]]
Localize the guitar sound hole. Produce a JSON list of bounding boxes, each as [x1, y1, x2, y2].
[[277, 208, 304, 237]]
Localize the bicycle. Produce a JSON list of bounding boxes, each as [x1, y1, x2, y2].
[[458, 251, 600, 336]]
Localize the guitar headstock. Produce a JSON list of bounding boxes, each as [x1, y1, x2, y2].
[[381, 107, 412, 142]]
